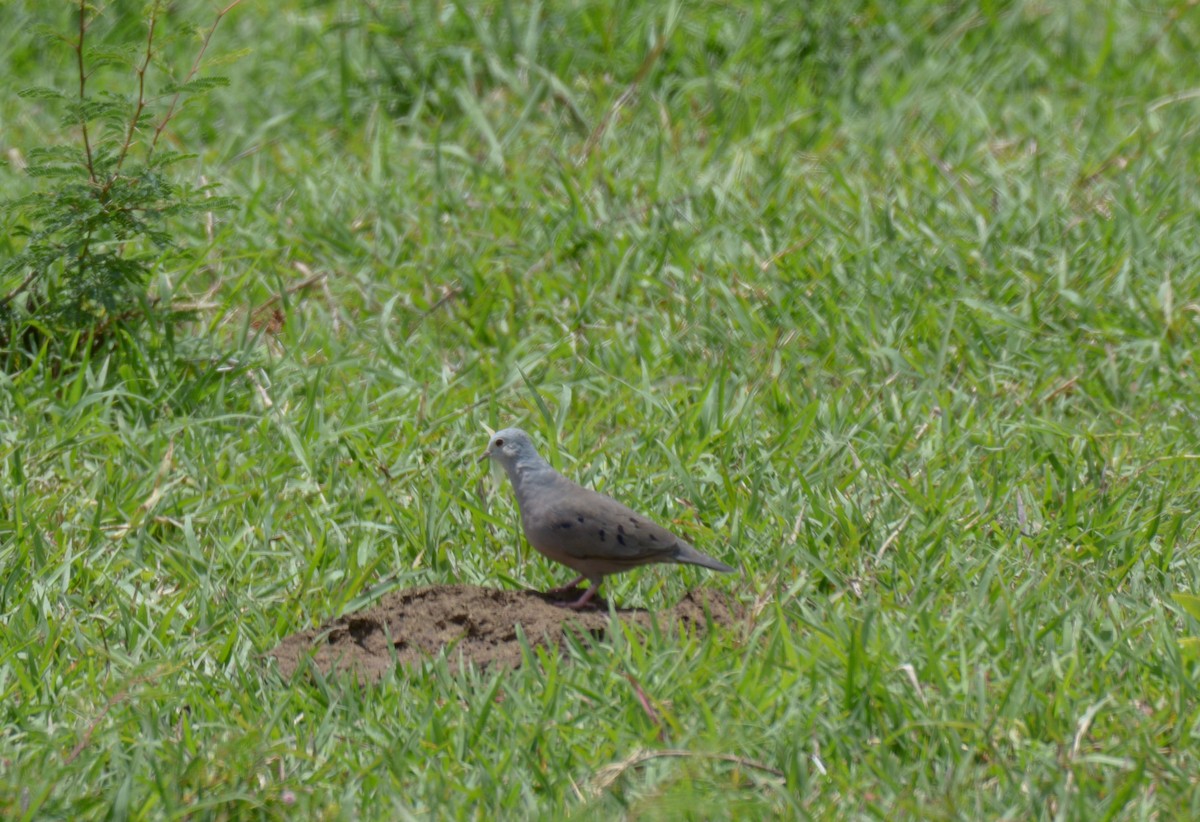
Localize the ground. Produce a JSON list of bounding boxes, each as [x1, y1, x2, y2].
[[271, 584, 742, 678]]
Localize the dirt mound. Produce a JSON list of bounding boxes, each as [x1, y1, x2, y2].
[[269, 584, 740, 680]]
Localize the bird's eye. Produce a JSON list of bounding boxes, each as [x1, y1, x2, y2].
[[495, 438, 505, 447]]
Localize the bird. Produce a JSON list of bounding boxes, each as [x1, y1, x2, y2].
[[478, 427, 735, 610]]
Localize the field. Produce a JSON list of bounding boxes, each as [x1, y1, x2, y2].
[[3, 0, 1200, 818]]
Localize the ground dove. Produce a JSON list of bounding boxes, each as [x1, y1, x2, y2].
[[479, 427, 735, 609]]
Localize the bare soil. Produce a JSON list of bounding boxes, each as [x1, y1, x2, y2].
[[269, 583, 740, 681]]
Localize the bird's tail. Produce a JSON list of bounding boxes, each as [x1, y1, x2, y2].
[[674, 542, 736, 573]]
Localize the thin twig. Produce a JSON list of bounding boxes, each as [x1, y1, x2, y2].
[[1040, 376, 1079, 404], [578, 32, 670, 164], [75, 0, 96, 184], [246, 367, 273, 409], [874, 513, 912, 563], [168, 300, 223, 313], [624, 673, 666, 742], [0, 269, 41, 308], [107, 0, 162, 188], [1132, 453, 1200, 479], [73, 0, 97, 280], [401, 284, 461, 343], [63, 671, 168, 765], [253, 269, 328, 315], [1139, 0, 1200, 58], [151, 0, 245, 154], [589, 748, 784, 796], [107, 439, 176, 539], [519, 192, 695, 280], [758, 239, 815, 273], [65, 692, 128, 765]]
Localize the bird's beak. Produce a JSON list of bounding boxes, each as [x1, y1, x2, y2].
[[477, 449, 491, 464]]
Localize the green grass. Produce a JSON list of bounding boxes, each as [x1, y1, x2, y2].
[[3, 0, 1200, 817]]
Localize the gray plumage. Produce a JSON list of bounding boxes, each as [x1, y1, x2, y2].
[[479, 427, 734, 609]]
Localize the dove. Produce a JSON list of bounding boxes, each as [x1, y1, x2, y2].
[[479, 427, 734, 610]]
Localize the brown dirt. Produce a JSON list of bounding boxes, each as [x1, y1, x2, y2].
[[268, 583, 740, 681]]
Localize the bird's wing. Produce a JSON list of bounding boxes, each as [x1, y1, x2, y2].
[[522, 479, 685, 567]]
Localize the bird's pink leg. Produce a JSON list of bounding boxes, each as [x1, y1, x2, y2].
[[562, 584, 600, 611], [547, 575, 586, 594]]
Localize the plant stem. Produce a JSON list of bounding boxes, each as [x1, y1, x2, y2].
[[151, 0, 246, 154], [108, 1, 163, 191], [75, 0, 96, 185]]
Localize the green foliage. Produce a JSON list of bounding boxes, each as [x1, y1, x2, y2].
[[1173, 593, 1200, 660], [3, 0, 1200, 818], [0, 1, 235, 368]]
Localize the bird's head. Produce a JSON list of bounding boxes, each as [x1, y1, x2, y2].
[[477, 427, 537, 468]]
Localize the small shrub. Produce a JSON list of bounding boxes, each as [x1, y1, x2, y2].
[[1, 0, 241, 370]]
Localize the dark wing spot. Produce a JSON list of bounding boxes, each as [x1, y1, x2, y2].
[[629, 517, 640, 527], [617, 524, 625, 535], [649, 534, 658, 542], [617, 534, 626, 546], [577, 516, 585, 523], [557, 522, 573, 530], [598, 529, 606, 541]]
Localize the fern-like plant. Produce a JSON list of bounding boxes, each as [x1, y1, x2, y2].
[[1, 0, 241, 369]]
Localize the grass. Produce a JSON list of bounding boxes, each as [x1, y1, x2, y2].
[[3, 0, 1200, 817]]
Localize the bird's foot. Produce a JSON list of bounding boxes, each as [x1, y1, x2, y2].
[[546, 575, 586, 595], [553, 585, 600, 611]]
